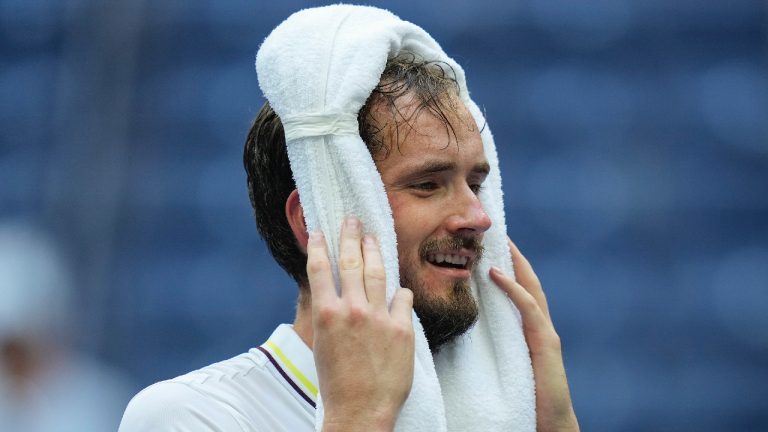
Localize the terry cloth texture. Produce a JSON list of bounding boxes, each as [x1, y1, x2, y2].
[[256, 5, 535, 431]]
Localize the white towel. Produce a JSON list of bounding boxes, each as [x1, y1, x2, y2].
[[256, 5, 535, 431]]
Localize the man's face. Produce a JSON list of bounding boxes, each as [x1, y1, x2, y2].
[[372, 94, 492, 352]]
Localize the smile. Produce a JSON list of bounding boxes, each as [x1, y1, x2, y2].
[[426, 253, 469, 269]]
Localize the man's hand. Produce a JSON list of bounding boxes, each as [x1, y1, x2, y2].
[[307, 217, 415, 432], [489, 238, 579, 432]]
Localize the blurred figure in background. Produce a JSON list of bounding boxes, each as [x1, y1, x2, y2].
[[0, 221, 134, 432]]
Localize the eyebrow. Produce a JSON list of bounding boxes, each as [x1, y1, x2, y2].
[[474, 162, 491, 175], [399, 160, 491, 180]]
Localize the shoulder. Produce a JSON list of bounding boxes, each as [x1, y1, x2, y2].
[[118, 380, 242, 432], [119, 352, 269, 432]]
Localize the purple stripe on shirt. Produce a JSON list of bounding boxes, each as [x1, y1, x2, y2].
[[256, 345, 317, 409]]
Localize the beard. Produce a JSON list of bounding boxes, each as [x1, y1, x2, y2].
[[400, 236, 483, 353]]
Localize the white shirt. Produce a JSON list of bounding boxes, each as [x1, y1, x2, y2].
[[119, 324, 318, 432]]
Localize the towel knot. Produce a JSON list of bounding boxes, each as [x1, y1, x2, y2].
[[281, 112, 359, 141]]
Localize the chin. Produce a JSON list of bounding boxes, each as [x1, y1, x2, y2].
[[402, 268, 479, 353]]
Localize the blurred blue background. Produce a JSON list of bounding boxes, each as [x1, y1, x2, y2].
[[1, 0, 767, 430]]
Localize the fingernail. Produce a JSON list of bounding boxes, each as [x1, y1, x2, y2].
[[363, 235, 375, 246], [309, 231, 323, 243], [345, 216, 360, 231], [490, 266, 502, 275]]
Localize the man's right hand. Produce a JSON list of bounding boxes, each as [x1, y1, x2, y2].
[[307, 216, 415, 432]]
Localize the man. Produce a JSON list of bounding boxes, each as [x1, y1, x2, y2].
[[120, 7, 578, 432]]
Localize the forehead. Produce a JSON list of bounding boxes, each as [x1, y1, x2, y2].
[[370, 93, 487, 174]]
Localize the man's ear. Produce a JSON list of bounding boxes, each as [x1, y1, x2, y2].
[[285, 189, 309, 253]]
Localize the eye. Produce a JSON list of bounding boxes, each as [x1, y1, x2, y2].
[[411, 181, 438, 191], [469, 183, 484, 194]]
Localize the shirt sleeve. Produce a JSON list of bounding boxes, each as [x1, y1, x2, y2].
[[118, 381, 245, 432]]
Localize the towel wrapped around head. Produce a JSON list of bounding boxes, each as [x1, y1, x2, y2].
[[256, 5, 535, 431]]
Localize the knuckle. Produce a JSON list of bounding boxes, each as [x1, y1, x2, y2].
[[398, 288, 414, 305], [346, 305, 368, 324], [531, 327, 561, 351], [531, 279, 543, 291], [339, 256, 362, 271], [342, 225, 361, 238], [370, 311, 388, 327], [307, 258, 330, 275], [517, 292, 538, 311], [546, 331, 562, 351], [395, 322, 414, 341], [364, 266, 386, 282], [315, 305, 338, 327], [402, 288, 414, 302]]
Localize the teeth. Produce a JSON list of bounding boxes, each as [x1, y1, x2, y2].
[[428, 253, 469, 267]]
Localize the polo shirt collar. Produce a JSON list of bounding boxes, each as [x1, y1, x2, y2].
[[258, 324, 318, 408]]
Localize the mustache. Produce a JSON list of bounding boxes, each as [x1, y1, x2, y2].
[[419, 236, 485, 264]]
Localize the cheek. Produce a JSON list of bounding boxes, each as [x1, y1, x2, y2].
[[388, 194, 433, 253], [388, 195, 411, 243]]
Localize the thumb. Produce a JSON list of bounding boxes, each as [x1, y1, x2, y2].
[[389, 287, 414, 324]]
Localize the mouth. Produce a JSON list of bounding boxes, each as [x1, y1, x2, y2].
[[426, 252, 472, 270], [419, 237, 484, 280], [424, 249, 479, 280]]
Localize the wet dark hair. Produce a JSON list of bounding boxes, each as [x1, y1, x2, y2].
[[243, 53, 462, 290]]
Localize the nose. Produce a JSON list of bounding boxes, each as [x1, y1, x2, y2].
[[445, 186, 492, 236]]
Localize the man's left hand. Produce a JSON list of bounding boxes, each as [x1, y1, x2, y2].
[[489, 238, 579, 432]]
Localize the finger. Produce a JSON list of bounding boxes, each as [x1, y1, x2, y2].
[[490, 267, 550, 335], [306, 231, 337, 305], [362, 235, 387, 308], [507, 238, 551, 322], [338, 216, 366, 304], [389, 288, 413, 325]]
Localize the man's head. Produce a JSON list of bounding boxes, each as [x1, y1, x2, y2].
[[244, 53, 491, 351]]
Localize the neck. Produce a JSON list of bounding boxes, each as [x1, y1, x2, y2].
[[292, 295, 314, 350]]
